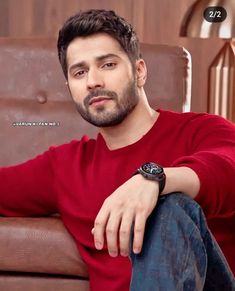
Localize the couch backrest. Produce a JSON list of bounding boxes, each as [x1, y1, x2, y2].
[[0, 38, 191, 166]]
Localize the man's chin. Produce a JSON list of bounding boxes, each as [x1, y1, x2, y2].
[[82, 111, 126, 128]]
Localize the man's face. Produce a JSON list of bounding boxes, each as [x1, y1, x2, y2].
[[66, 33, 139, 127]]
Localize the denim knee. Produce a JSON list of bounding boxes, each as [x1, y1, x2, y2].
[[129, 192, 235, 291]]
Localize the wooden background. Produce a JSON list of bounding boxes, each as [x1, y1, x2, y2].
[[0, 0, 226, 113]]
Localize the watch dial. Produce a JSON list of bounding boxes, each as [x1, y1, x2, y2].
[[142, 162, 163, 175]]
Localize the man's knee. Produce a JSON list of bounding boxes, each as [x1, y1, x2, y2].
[[156, 192, 208, 234], [133, 192, 208, 259]]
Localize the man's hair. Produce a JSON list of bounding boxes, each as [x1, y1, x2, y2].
[[57, 9, 140, 79]]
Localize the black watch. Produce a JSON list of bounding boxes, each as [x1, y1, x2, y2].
[[134, 162, 166, 194]]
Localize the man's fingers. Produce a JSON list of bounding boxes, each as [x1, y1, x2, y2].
[[93, 209, 109, 250], [132, 213, 147, 254], [119, 211, 134, 256], [105, 212, 121, 257]]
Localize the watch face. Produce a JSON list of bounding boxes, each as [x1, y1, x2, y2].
[[142, 162, 163, 175]]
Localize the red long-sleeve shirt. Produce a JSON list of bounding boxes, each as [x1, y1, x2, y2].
[[0, 109, 235, 290]]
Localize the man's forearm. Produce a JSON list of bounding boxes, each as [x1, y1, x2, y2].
[[163, 167, 200, 199]]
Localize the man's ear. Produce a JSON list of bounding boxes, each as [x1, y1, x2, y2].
[[65, 81, 72, 96], [65, 81, 71, 93], [65, 81, 74, 102], [135, 59, 147, 87]]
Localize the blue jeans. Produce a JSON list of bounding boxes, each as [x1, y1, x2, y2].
[[129, 193, 235, 291]]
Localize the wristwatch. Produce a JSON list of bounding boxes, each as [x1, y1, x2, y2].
[[134, 162, 166, 194]]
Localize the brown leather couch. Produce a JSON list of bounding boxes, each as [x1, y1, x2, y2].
[[0, 38, 191, 291]]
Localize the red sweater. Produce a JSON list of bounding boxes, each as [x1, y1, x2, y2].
[[0, 109, 235, 290]]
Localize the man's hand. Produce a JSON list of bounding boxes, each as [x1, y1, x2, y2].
[[92, 174, 159, 257]]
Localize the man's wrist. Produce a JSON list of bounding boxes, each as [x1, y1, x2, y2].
[[133, 162, 166, 194]]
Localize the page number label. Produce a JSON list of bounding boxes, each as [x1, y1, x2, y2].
[[203, 7, 227, 22]]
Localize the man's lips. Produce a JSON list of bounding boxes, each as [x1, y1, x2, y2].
[[89, 96, 113, 105]]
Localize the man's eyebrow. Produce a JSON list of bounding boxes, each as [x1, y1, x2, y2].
[[69, 61, 86, 72], [96, 53, 121, 62], [69, 53, 121, 72]]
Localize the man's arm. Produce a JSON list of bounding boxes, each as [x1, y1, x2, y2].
[[163, 166, 200, 198], [0, 148, 58, 217], [92, 114, 235, 257], [92, 167, 199, 257]]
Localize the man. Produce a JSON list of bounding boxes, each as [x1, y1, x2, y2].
[[0, 9, 235, 291]]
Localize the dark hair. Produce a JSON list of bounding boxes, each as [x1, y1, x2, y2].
[[57, 9, 140, 79]]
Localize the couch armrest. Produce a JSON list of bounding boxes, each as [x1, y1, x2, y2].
[[0, 217, 89, 278]]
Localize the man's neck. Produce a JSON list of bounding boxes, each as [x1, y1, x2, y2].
[[99, 98, 159, 151]]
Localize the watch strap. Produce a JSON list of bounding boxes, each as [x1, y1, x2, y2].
[[133, 163, 166, 194]]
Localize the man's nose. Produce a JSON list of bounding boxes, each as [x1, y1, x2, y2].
[[87, 69, 104, 90]]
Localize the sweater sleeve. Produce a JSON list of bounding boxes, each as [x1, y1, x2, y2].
[[0, 147, 58, 217], [171, 114, 235, 218]]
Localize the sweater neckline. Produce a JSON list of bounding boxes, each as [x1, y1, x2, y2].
[[97, 109, 164, 155]]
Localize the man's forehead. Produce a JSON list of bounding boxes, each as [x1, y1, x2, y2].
[[66, 33, 126, 65]]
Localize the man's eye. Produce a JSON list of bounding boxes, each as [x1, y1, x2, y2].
[[74, 70, 86, 78], [103, 63, 116, 69]]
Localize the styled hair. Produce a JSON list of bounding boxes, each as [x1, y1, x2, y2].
[[57, 9, 140, 79]]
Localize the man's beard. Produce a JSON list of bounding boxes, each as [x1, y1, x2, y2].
[[73, 79, 139, 127]]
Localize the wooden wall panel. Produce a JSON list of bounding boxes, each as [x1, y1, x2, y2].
[[0, 0, 226, 113], [132, 0, 191, 44], [8, 0, 34, 36], [1, 0, 133, 37], [0, 0, 9, 36]]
